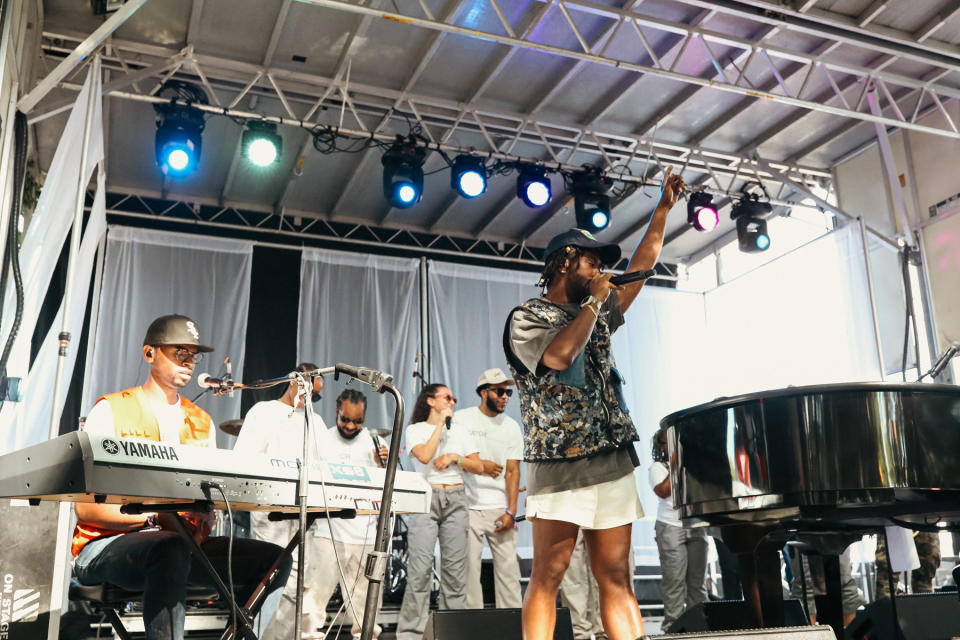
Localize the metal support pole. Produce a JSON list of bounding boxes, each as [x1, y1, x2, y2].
[[859, 218, 887, 380], [49, 54, 99, 438], [419, 256, 430, 384], [866, 87, 915, 247], [79, 226, 108, 413]]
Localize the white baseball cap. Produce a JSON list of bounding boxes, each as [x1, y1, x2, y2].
[[475, 368, 515, 392]]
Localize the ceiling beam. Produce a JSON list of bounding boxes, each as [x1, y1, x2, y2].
[[19, 0, 148, 113]]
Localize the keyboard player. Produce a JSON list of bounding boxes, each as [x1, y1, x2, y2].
[[72, 314, 292, 640]]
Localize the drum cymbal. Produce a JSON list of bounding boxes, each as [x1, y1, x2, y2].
[[219, 419, 243, 436]]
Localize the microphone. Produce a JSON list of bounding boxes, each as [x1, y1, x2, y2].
[[445, 416, 452, 430], [197, 373, 238, 391], [371, 432, 386, 467], [609, 269, 657, 286], [928, 342, 960, 380]]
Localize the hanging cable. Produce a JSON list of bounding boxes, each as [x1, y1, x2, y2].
[[0, 110, 29, 408]]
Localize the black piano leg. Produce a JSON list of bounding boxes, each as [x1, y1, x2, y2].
[[820, 553, 844, 639], [736, 545, 785, 628]]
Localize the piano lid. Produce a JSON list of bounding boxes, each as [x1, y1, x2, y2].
[[660, 382, 960, 528]]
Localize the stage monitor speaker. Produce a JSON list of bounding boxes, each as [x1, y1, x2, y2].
[[844, 593, 960, 640], [650, 628, 835, 639], [423, 607, 573, 640], [670, 599, 808, 633]]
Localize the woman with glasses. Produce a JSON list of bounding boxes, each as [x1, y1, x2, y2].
[[396, 383, 484, 640]]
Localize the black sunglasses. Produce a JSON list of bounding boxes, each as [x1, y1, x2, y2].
[[486, 387, 513, 397]]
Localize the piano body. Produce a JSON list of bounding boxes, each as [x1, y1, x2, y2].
[[0, 431, 431, 514], [660, 382, 960, 635]]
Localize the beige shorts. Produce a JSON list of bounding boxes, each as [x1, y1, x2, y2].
[[526, 471, 644, 530]]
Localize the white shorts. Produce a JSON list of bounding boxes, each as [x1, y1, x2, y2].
[[525, 471, 644, 530]]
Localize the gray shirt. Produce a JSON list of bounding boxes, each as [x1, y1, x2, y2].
[[508, 291, 636, 495]]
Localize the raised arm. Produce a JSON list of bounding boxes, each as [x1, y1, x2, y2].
[[618, 171, 685, 314]]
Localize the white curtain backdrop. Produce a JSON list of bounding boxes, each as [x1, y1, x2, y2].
[[612, 287, 714, 563], [83, 226, 253, 447], [0, 67, 104, 454], [703, 221, 882, 396], [298, 248, 421, 437]]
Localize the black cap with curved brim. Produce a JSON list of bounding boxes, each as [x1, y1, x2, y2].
[[543, 228, 621, 267], [143, 314, 215, 353]]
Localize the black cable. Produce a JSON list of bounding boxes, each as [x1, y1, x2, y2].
[[209, 483, 237, 638], [0, 111, 29, 399]]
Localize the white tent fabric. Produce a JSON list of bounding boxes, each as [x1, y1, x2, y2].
[[0, 66, 104, 454], [83, 226, 253, 447], [703, 221, 882, 395], [298, 248, 421, 436]]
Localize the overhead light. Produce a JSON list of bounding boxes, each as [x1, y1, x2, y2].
[[687, 191, 718, 232], [242, 121, 282, 167], [451, 155, 487, 198], [731, 193, 773, 253], [572, 170, 612, 233], [382, 137, 426, 208], [155, 105, 204, 176], [517, 166, 551, 208]]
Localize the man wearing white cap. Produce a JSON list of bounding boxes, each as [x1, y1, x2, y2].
[[457, 368, 524, 610]]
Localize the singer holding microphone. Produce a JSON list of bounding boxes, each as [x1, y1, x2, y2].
[[505, 169, 684, 640], [396, 384, 484, 640]]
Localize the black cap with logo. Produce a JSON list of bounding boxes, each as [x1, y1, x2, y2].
[[142, 314, 215, 353], [543, 228, 621, 267]]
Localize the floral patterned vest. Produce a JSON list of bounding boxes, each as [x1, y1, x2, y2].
[[504, 298, 637, 462]]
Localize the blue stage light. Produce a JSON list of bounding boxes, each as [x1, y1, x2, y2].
[[517, 166, 551, 208], [572, 169, 612, 233], [382, 138, 426, 209], [451, 156, 487, 198]]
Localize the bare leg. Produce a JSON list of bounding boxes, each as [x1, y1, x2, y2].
[[583, 525, 644, 640], [522, 518, 580, 640]]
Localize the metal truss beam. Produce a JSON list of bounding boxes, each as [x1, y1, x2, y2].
[[293, 0, 960, 141], [40, 34, 831, 192], [667, 0, 960, 66], [18, 0, 148, 113], [101, 188, 550, 266]]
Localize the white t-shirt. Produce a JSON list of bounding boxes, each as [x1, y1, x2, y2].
[[84, 392, 217, 447], [405, 420, 478, 485], [648, 461, 681, 527], [314, 427, 382, 546], [455, 406, 523, 511], [233, 399, 329, 463]]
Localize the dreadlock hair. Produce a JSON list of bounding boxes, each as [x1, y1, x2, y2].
[[337, 388, 367, 411], [651, 428, 668, 463], [409, 383, 447, 425], [538, 245, 583, 293]]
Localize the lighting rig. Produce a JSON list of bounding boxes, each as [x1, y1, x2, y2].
[[730, 192, 773, 252]]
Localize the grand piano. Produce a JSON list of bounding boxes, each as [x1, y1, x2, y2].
[[660, 382, 960, 637]]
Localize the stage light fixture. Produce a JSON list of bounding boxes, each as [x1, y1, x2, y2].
[[382, 137, 426, 208], [451, 155, 487, 198], [572, 170, 612, 233], [731, 193, 773, 253], [517, 166, 551, 208], [242, 121, 283, 167], [687, 191, 719, 232], [155, 105, 204, 176]]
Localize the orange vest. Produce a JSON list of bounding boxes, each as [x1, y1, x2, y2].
[[71, 387, 213, 556]]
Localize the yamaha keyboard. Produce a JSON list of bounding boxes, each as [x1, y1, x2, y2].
[[0, 431, 431, 514]]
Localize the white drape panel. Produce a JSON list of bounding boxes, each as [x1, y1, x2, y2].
[[611, 287, 714, 564], [298, 248, 420, 434], [427, 261, 538, 423], [84, 226, 253, 447], [427, 261, 540, 555], [703, 222, 882, 395], [0, 68, 104, 453]]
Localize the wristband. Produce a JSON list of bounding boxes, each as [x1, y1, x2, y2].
[[505, 508, 515, 517], [583, 303, 599, 319], [457, 455, 463, 467]]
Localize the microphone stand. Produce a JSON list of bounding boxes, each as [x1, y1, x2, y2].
[[331, 364, 404, 640]]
